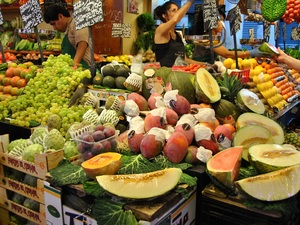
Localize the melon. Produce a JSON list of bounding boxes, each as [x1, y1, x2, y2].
[[81, 152, 122, 178], [236, 112, 284, 144], [212, 99, 241, 121], [194, 68, 221, 103], [233, 124, 275, 161], [165, 71, 196, 104], [96, 168, 182, 199], [248, 144, 300, 173], [236, 89, 265, 114], [235, 165, 300, 201], [206, 146, 243, 189]]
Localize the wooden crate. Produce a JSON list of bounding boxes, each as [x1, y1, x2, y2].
[[0, 170, 46, 204], [0, 206, 10, 225], [0, 134, 64, 180], [0, 187, 46, 224]]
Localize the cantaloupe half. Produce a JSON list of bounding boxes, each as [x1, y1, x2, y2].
[[194, 68, 221, 103], [207, 146, 243, 189], [236, 165, 300, 201], [233, 124, 275, 161], [236, 112, 284, 144], [96, 168, 182, 199], [248, 144, 300, 173]]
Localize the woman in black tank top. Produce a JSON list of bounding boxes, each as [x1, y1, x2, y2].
[[153, 0, 205, 67]]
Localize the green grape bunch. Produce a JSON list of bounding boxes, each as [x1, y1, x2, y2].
[[0, 54, 93, 136]]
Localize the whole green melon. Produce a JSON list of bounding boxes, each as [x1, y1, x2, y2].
[[165, 71, 196, 103], [93, 74, 104, 86]]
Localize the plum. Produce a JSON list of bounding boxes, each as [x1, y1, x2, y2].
[[93, 130, 106, 142]]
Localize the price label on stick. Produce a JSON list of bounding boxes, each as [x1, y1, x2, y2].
[[227, 6, 242, 36], [0, 8, 3, 25], [73, 0, 103, 30], [20, 0, 43, 29], [202, 0, 218, 31]]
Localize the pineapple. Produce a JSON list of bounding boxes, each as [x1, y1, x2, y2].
[[284, 132, 300, 150], [216, 70, 245, 102]]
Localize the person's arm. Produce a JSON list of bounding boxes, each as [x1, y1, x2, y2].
[[213, 45, 251, 59], [73, 41, 88, 67], [155, 0, 194, 43], [275, 47, 300, 71]]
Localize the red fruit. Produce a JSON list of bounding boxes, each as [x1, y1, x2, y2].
[[147, 92, 163, 110], [183, 145, 201, 165], [165, 108, 178, 126], [10, 76, 21, 87], [214, 125, 233, 150], [197, 139, 219, 155], [140, 129, 165, 159], [163, 132, 189, 163], [195, 124, 219, 154], [17, 78, 26, 88], [127, 130, 144, 153], [127, 92, 148, 111], [144, 108, 167, 132], [175, 123, 195, 145], [5, 67, 14, 77], [169, 95, 191, 115]]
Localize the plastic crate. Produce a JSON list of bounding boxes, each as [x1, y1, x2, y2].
[[200, 184, 299, 225]]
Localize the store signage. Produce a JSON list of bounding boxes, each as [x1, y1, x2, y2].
[[291, 27, 300, 40], [20, 0, 43, 29], [227, 6, 241, 35], [111, 23, 131, 38], [0, 8, 3, 25], [73, 0, 103, 30], [202, 0, 218, 31], [274, 21, 280, 40], [263, 20, 270, 41], [283, 23, 287, 41]]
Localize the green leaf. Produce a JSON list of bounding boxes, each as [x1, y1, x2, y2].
[[92, 198, 138, 225], [83, 181, 106, 197], [118, 154, 159, 174]]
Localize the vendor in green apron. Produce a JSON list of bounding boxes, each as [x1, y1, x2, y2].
[[43, 1, 91, 68], [44, 1, 92, 105]]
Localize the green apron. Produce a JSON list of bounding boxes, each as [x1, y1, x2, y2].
[[62, 33, 89, 69]]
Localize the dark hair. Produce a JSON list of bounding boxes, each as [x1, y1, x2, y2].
[[154, 1, 178, 23], [44, 0, 70, 23]]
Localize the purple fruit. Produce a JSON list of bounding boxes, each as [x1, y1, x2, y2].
[[102, 140, 112, 152], [109, 139, 117, 152], [103, 127, 116, 138], [81, 133, 94, 148], [93, 130, 105, 142], [94, 124, 105, 132], [91, 142, 104, 155], [82, 151, 94, 161], [77, 142, 86, 154]]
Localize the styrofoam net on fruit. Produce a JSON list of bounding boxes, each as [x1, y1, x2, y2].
[[8, 142, 31, 157], [69, 122, 94, 140], [125, 73, 142, 89], [109, 97, 122, 112], [80, 92, 99, 108], [98, 109, 119, 126], [83, 109, 100, 126]]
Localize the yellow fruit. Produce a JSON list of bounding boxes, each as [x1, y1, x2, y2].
[[241, 59, 252, 69], [249, 58, 258, 67], [231, 62, 242, 70], [238, 58, 243, 64], [223, 58, 234, 69]]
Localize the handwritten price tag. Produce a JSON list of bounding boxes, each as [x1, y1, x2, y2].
[[20, 0, 43, 29]]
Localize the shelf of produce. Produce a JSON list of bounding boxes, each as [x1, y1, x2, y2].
[[4, 50, 61, 56], [272, 100, 300, 121]]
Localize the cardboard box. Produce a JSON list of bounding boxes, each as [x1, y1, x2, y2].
[[63, 205, 97, 225], [44, 181, 64, 225], [0, 186, 46, 224], [88, 86, 129, 106], [0, 134, 64, 180], [0, 206, 10, 225]]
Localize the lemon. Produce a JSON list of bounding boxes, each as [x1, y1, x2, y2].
[[249, 58, 258, 67], [230, 62, 242, 70], [223, 58, 234, 69], [241, 59, 252, 69]]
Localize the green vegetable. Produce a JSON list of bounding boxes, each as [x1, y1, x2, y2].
[[136, 13, 155, 32], [49, 159, 90, 186], [83, 181, 106, 197], [92, 198, 138, 225], [22, 143, 44, 162], [23, 198, 40, 212], [63, 140, 78, 159], [8, 139, 30, 153], [23, 174, 38, 187], [11, 192, 26, 205]]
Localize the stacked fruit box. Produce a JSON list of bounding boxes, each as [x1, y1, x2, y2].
[[0, 134, 64, 224]]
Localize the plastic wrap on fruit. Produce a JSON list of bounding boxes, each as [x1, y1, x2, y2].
[[128, 116, 145, 154], [196, 146, 213, 163], [124, 99, 140, 117], [193, 107, 216, 123], [163, 90, 191, 115]]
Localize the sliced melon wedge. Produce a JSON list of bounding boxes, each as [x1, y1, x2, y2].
[[207, 146, 243, 189], [96, 168, 182, 199], [248, 144, 300, 173], [194, 68, 221, 103], [236, 112, 284, 144], [233, 124, 275, 161], [236, 165, 300, 201], [236, 89, 265, 114]]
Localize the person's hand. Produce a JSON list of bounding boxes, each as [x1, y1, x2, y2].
[[68, 86, 88, 107], [249, 47, 271, 58]]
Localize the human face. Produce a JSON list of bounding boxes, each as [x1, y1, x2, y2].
[[214, 16, 224, 34], [164, 4, 179, 21], [49, 14, 66, 32]]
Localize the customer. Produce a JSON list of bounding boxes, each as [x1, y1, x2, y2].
[[44, 1, 91, 68], [192, 8, 270, 62], [274, 47, 300, 71], [153, 0, 205, 67]]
